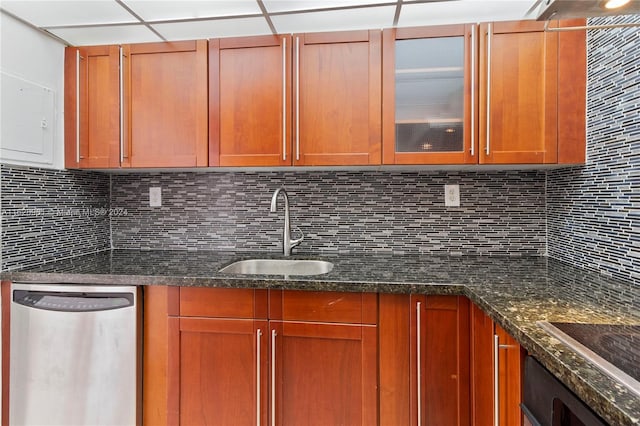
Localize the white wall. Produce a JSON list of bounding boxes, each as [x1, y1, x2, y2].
[[1, 11, 66, 169]]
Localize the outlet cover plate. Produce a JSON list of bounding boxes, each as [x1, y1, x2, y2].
[[149, 187, 162, 207], [444, 184, 460, 207]]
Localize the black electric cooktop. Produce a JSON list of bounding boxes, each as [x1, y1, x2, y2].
[[540, 322, 640, 396]]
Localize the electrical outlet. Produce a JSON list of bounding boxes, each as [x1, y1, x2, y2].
[[444, 184, 460, 207], [149, 187, 162, 207]]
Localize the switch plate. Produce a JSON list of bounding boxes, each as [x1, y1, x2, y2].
[[444, 184, 460, 207], [149, 187, 162, 207]]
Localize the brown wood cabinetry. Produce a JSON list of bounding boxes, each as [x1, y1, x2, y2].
[[65, 40, 208, 169], [471, 303, 526, 426], [144, 287, 377, 426], [64, 45, 121, 168], [125, 40, 208, 168], [171, 317, 268, 426], [479, 21, 558, 164], [379, 294, 470, 426], [269, 290, 378, 425], [64, 20, 584, 169], [294, 31, 382, 166], [209, 35, 292, 167], [209, 30, 382, 167], [478, 20, 586, 164], [382, 25, 476, 165], [382, 20, 585, 166]]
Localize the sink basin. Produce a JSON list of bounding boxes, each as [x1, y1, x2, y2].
[[219, 259, 334, 276]]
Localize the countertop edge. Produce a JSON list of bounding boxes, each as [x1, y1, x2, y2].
[[2, 267, 639, 425]]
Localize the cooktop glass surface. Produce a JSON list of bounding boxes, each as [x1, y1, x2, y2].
[[539, 321, 640, 396], [550, 322, 640, 382]]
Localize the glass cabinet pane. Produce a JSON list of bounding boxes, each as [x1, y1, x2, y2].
[[395, 37, 464, 153]]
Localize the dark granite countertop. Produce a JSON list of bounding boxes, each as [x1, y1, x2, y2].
[[3, 249, 639, 425]]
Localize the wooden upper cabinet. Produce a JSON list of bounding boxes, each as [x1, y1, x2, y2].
[[382, 25, 477, 165], [382, 20, 585, 166], [124, 40, 208, 168], [294, 30, 382, 166], [479, 21, 558, 164], [210, 36, 292, 167], [64, 45, 121, 168], [556, 19, 587, 164]]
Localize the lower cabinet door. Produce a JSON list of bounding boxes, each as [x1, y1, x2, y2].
[[411, 295, 470, 426], [168, 317, 268, 426], [470, 302, 495, 425], [496, 323, 524, 426], [470, 304, 525, 426], [270, 321, 378, 426]]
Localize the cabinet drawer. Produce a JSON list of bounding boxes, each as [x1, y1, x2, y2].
[[270, 290, 377, 324], [180, 287, 268, 319]]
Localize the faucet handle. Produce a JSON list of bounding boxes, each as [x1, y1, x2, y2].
[[291, 226, 304, 248]]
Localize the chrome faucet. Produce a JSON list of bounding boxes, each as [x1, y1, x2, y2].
[[270, 187, 304, 256]]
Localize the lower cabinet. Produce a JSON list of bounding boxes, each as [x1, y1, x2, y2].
[[471, 303, 525, 426], [169, 317, 268, 426], [271, 320, 377, 425], [145, 288, 523, 426], [379, 294, 470, 426], [143, 286, 377, 426]]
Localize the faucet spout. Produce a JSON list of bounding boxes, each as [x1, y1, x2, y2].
[[270, 187, 303, 256]]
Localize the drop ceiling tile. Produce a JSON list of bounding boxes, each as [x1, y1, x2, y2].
[[398, 0, 534, 27], [264, 0, 395, 13], [123, 0, 262, 21], [49, 24, 162, 46], [0, 0, 137, 27], [271, 5, 395, 33], [152, 17, 272, 40]]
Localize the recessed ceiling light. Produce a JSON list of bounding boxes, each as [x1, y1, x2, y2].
[[602, 0, 631, 9]]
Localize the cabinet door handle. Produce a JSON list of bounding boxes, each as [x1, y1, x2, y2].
[[494, 334, 499, 426], [271, 329, 277, 426], [416, 301, 422, 426], [295, 36, 300, 162], [485, 23, 492, 156], [470, 25, 476, 157], [76, 49, 81, 163], [119, 46, 124, 164], [282, 38, 287, 161], [256, 328, 262, 426]]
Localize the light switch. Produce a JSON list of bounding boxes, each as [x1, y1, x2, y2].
[[149, 187, 162, 207], [444, 184, 460, 207]]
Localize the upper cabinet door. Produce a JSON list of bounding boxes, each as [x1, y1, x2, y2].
[[383, 25, 476, 165], [64, 45, 120, 169], [209, 36, 292, 167], [124, 40, 208, 168], [294, 30, 382, 166], [479, 21, 559, 164]]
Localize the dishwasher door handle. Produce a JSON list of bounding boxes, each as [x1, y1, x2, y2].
[[13, 290, 134, 312]]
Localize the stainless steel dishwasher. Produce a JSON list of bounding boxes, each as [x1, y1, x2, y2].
[[10, 283, 140, 426]]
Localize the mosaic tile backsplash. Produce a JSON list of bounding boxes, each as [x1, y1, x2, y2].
[[547, 15, 640, 282], [1, 164, 111, 270], [110, 171, 546, 256]]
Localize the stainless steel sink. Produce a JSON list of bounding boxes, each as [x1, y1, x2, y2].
[[219, 259, 334, 276]]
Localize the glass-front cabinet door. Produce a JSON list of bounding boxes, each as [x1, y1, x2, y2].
[[382, 25, 477, 164]]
